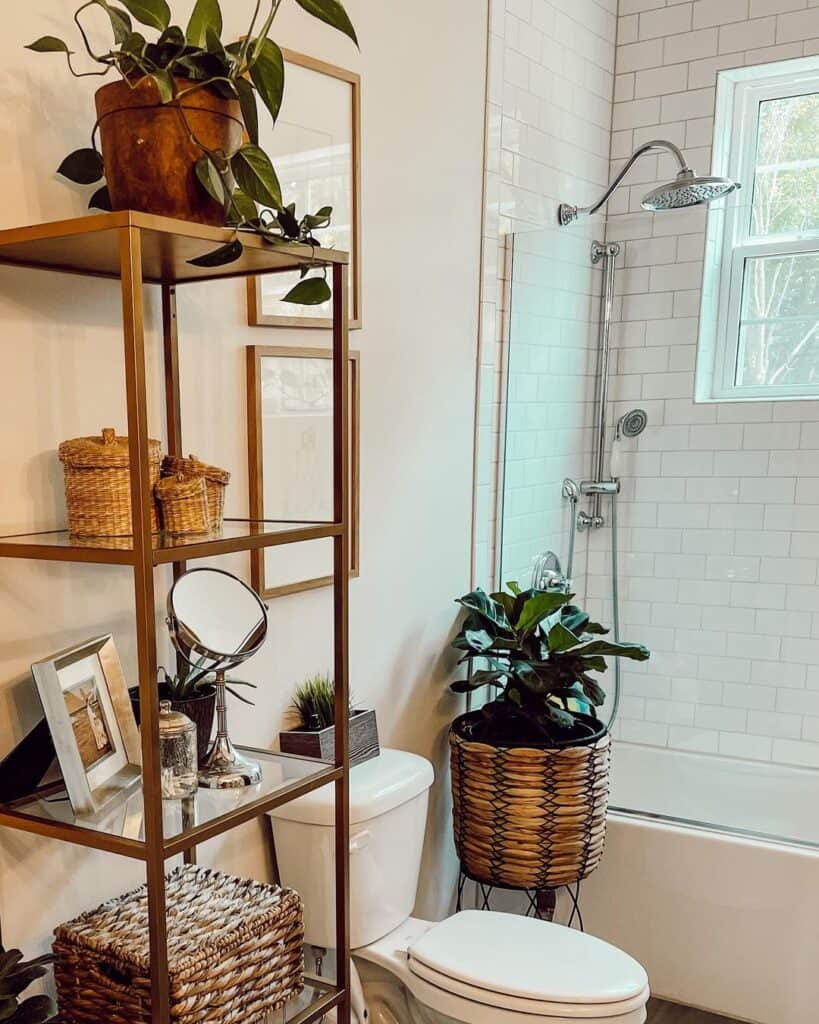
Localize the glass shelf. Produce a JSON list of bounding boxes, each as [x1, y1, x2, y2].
[[284, 979, 343, 1024], [0, 748, 340, 860], [0, 519, 342, 566], [0, 211, 348, 286]]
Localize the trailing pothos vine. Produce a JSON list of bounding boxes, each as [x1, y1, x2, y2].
[[26, 0, 357, 300]]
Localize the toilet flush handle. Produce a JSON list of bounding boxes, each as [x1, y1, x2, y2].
[[349, 829, 371, 853]]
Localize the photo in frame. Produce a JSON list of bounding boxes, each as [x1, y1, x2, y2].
[[247, 49, 361, 330], [31, 635, 141, 816], [247, 345, 360, 599]]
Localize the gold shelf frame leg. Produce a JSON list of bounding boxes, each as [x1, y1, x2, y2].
[[333, 261, 351, 1024], [120, 226, 170, 1023]]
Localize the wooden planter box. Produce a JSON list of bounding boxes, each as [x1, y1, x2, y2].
[[280, 709, 379, 767]]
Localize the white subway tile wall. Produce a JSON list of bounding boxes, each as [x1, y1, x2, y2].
[[599, 1, 819, 767], [475, 0, 616, 587]]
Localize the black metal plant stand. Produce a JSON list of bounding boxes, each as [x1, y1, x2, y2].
[[456, 865, 585, 931]]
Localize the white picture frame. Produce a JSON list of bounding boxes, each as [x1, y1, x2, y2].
[[32, 635, 141, 816]]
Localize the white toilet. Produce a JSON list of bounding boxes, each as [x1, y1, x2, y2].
[[270, 749, 649, 1024]]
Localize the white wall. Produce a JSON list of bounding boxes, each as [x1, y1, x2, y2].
[[0, 0, 486, 958], [598, 0, 819, 771], [475, 0, 616, 590]]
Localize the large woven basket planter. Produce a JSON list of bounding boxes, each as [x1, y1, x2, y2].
[[450, 711, 611, 890]]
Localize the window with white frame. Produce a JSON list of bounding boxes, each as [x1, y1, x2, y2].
[[697, 57, 819, 402]]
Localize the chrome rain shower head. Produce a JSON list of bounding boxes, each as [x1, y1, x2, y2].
[[558, 139, 741, 226], [641, 169, 739, 211], [615, 408, 648, 440]]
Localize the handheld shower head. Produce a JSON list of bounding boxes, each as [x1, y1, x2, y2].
[[615, 408, 648, 440], [558, 139, 740, 225]]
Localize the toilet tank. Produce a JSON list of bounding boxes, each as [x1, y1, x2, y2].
[[269, 749, 434, 950]]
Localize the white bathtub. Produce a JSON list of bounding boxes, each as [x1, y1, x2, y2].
[[578, 743, 819, 1024]]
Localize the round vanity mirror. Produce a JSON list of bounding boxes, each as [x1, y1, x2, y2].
[[168, 567, 268, 670], [167, 568, 268, 790]]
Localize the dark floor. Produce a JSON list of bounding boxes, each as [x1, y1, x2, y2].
[[647, 998, 741, 1023]]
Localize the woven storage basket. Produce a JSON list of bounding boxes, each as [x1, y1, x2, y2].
[[162, 455, 230, 530], [59, 428, 161, 537], [156, 474, 211, 536], [53, 865, 304, 1024], [450, 712, 611, 890]]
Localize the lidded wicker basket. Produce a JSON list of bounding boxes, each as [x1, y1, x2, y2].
[[162, 454, 230, 530], [449, 714, 611, 890], [59, 428, 161, 537], [156, 474, 210, 536], [53, 865, 305, 1024]]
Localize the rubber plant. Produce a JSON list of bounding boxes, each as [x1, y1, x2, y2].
[[26, 0, 358, 299], [450, 583, 650, 746], [0, 947, 57, 1023]]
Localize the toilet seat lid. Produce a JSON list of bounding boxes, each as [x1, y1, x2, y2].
[[408, 912, 648, 1006]]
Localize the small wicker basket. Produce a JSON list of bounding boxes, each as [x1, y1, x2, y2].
[[450, 713, 611, 890], [156, 474, 210, 536], [53, 865, 304, 1024], [162, 454, 230, 530], [59, 428, 161, 537]]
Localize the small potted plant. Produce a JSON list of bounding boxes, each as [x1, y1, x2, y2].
[[130, 665, 255, 764], [448, 583, 649, 890], [280, 672, 379, 767], [26, 0, 357, 283], [0, 946, 57, 1022]]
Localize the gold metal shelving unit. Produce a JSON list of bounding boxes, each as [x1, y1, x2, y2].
[[0, 211, 351, 1024]]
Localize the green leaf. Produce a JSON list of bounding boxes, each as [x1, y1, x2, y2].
[[188, 239, 244, 268], [194, 156, 226, 205], [89, 186, 113, 211], [149, 69, 174, 103], [117, 0, 171, 31], [97, 3, 133, 44], [120, 30, 147, 58], [225, 685, 255, 705], [506, 581, 522, 595], [455, 589, 511, 632], [25, 37, 72, 54], [228, 188, 259, 225], [516, 591, 572, 635], [186, 0, 222, 47], [282, 276, 332, 305], [572, 639, 650, 662], [7, 994, 58, 1024], [293, 0, 358, 46], [249, 38, 285, 124], [450, 678, 486, 694], [235, 78, 259, 145], [57, 149, 105, 185], [547, 622, 581, 652], [231, 144, 282, 208], [304, 208, 332, 230]]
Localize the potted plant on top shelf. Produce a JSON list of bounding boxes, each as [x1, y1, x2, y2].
[[26, 0, 357, 290], [280, 672, 379, 767], [448, 583, 649, 891]]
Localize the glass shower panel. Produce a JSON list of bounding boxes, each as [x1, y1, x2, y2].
[[499, 226, 601, 590]]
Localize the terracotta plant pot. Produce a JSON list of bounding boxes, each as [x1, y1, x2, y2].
[[129, 683, 216, 766], [95, 76, 243, 226]]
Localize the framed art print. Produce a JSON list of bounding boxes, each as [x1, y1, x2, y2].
[[247, 49, 362, 330], [247, 345, 360, 599], [32, 635, 141, 816]]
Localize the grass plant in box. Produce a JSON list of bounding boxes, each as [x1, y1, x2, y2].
[[281, 672, 379, 767]]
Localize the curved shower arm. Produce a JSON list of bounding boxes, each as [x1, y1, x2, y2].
[[558, 140, 690, 226]]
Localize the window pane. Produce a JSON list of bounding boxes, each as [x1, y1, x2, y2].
[[736, 252, 819, 386], [751, 93, 819, 237]]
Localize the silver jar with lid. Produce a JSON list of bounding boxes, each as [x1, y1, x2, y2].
[[158, 700, 198, 799]]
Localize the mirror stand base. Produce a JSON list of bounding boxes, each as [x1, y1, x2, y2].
[[198, 735, 262, 789]]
